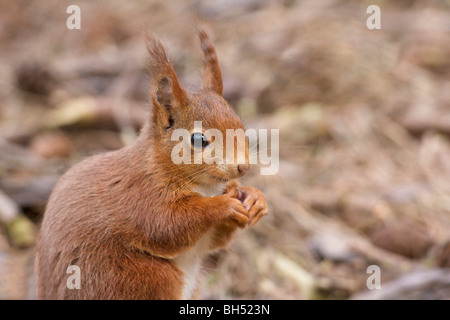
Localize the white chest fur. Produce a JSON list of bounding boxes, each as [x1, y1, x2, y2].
[[192, 183, 225, 198], [175, 183, 224, 299], [174, 228, 214, 299]]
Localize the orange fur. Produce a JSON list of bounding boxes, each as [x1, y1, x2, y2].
[[35, 29, 268, 300]]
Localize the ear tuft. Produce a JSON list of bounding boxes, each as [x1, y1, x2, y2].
[[145, 33, 187, 108], [197, 27, 223, 95]]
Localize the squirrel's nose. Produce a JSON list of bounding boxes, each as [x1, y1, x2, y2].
[[238, 164, 250, 175]]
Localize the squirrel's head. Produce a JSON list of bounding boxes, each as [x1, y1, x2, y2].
[[144, 29, 249, 188]]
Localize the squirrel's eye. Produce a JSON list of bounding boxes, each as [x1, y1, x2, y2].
[[191, 132, 209, 148]]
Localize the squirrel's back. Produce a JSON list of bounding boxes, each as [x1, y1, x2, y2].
[[36, 137, 184, 299]]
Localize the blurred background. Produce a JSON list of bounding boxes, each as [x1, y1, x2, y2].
[[0, 0, 449, 299]]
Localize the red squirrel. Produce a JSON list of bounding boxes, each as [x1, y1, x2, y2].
[[35, 29, 268, 299]]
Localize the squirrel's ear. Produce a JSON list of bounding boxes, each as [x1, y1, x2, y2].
[[146, 34, 187, 129], [198, 28, 223, 96]]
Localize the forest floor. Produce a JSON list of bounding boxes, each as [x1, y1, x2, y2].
[[0, 0, 449, 299]]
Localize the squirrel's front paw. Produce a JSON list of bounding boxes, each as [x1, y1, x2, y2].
[[227, 186, 268, 227], [219, 196, 249, 228]]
